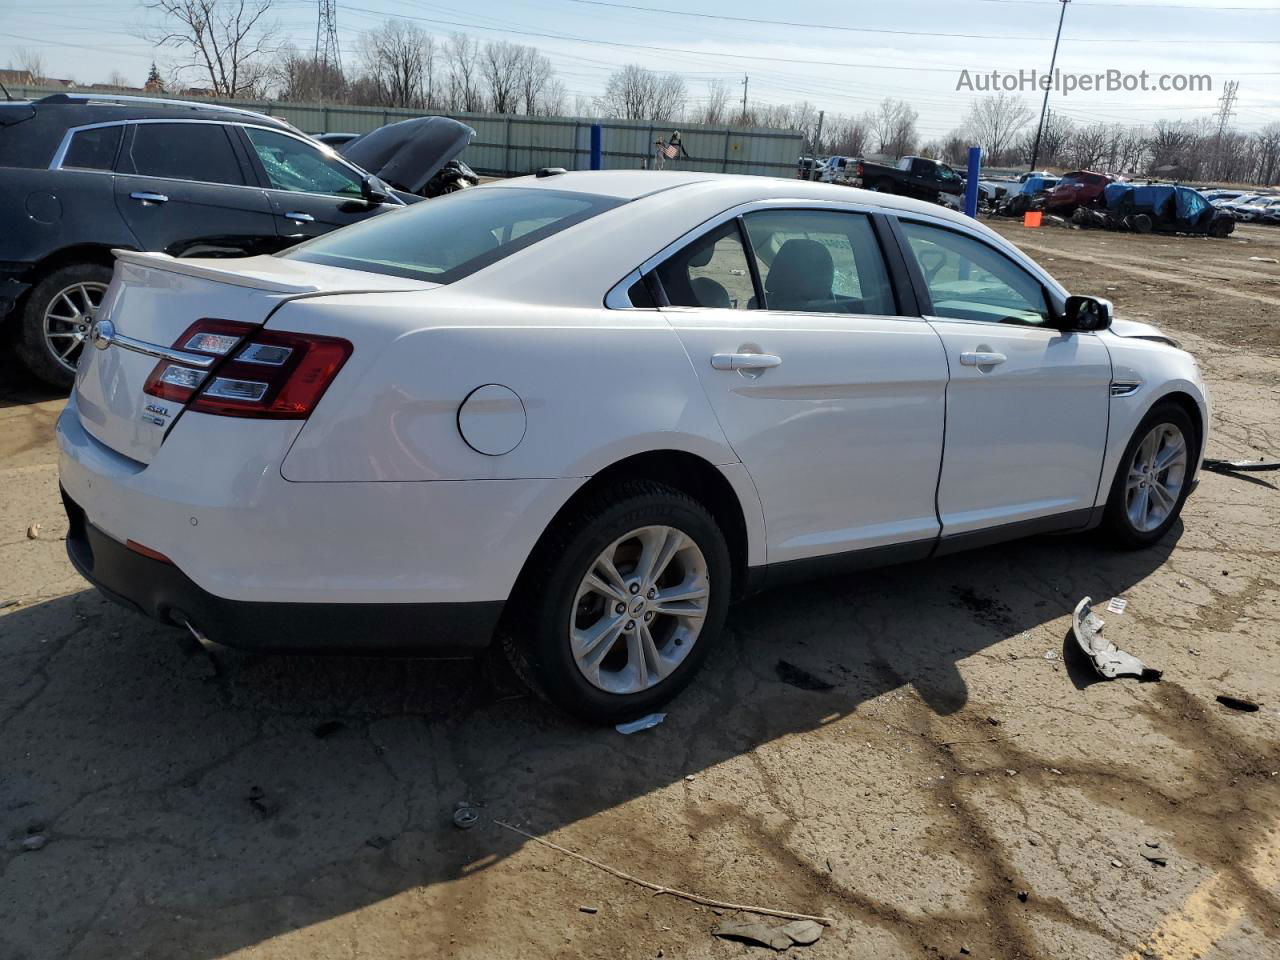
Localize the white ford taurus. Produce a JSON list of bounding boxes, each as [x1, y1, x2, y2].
[[58, 170, 1207, 722]]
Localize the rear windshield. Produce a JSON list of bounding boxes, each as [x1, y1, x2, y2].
[[281, 187, 625, 283]]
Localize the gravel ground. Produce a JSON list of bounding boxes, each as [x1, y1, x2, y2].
[[2, 223, 1278, 960]]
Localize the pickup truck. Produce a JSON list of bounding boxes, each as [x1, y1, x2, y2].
[[851, 156, 966, 202]]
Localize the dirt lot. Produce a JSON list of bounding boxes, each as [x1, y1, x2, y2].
[[2, 223, 1279, 960]]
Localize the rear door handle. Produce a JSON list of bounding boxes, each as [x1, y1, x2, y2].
[[711, 352, 782, 371], [959, 351, 1007, 367], [130, 191, 168, 203], [284, 211, 315, 222]]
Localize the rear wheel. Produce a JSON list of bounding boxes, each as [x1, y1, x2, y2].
[[504, 481, 731, 724], [16, 263, 113, 389], [1102, 402, 1196, 548]]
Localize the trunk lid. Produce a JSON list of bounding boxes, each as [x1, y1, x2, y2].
[[75, 250, 435, 464]]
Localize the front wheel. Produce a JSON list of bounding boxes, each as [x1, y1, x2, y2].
[[504, 481, 731, 724], [1102, 402, 1196, 548]]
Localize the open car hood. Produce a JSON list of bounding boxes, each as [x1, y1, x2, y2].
[[338, 116, 475, 194]]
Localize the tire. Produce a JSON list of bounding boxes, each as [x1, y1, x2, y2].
[[503, 480, 731, 724], [16, 263, 113, 390], [1102, 401, 1197, 549]]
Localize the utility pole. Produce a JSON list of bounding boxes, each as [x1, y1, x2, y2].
[[810, 109, 824, 180], [1214, 80, 1239, 137], [315, 0, 342, 87], [741, 74, 748, 124], [1029, 0, 1069, 172]]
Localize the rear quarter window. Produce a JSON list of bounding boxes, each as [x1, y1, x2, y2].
[[62, 126, 123, 171]]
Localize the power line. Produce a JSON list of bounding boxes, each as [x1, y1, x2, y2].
[[549, 0, 1280, 42]]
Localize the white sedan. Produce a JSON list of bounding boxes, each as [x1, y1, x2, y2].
[[58, 170, 1208, 723]]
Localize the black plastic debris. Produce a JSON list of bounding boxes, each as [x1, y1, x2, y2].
[[1216, 695, 1260, 713], [1202, 458, 1280, 474], [775, 660, 835, 691]]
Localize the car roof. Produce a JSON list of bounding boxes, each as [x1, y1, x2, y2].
[[0, 95, 295, 169], [32, 94, 291, 128], [481, 169, 979, 226]]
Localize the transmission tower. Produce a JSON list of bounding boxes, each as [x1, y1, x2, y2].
[[315, 0, 342, 74], [1214, 80, 1238, 137]]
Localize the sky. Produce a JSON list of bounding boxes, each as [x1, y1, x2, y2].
[[2, 0, 1278, 137]]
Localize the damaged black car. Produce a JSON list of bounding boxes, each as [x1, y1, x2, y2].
[[0, 93, 475, 387]]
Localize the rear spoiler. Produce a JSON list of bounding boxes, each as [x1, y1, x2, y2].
[[111, 249, 323, 295]]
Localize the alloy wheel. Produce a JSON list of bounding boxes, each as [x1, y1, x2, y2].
[[1125, 423, 1187, 533], [569, 525, 710, 695], [43, 281, 108, 374]]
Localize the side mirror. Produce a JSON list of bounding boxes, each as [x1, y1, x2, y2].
[[360, 175, 390, 204], [1063, 295, 1112, 332]]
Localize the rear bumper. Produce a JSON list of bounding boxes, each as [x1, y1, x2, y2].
[[63, 488, 503, 654]]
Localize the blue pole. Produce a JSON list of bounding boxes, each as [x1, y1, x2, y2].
[[590, 124, 603, 170], [963, 146, 981, 218]]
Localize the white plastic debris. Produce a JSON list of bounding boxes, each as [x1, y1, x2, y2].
[[615, 713, 666, 735], [1072, 597, 1161, 681], [1107, 597, 1128, 614]]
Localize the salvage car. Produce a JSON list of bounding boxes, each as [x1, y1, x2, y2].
[[1045, 170, 1115, 214], [0, 94, 470, 388], [58, 171, 1208, 723], [1091, 184, 1235, 237], [315, 117, 479, 197]]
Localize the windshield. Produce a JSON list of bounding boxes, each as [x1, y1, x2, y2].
[[281, 187, 625, 283]]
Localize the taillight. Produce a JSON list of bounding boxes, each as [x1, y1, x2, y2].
[[856, 162, 864, 177], [143, 319, 256, 403], [142, 319, 352, 420]]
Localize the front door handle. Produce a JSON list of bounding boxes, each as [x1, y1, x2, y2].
[[130, 191, 168, 203], [284, 211, 315, 222], [959, 351, 1008, 367], [711, 352, 782, 371]]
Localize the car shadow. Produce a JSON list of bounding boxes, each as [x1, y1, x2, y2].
[[0, 524, 1178, 958], [0, 352, 65, 410]]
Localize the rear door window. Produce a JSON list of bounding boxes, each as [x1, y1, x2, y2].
[[62, 125, 123, 171], [120, 122, 244, 185], [742, 208, 896, 315]]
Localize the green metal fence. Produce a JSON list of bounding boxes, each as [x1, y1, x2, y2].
[[13, 87, 804, 179]]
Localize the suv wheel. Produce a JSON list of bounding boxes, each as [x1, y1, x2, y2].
[[504, 480, 731, 724], [17, 263, 113, 389], [1102, 401, 1196, 548]]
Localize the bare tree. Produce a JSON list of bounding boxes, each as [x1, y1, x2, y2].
[[107, 70, 132, 89], [356, 19, 431, 108], [826, 115, 870, 158], [11, 47, 46, 82], [1068, 123, 1112, 170], [275, 43, 345, 102], [598, 64, 685, 121], [445, 33, 483, 112], [964, 93, 1034, 165], [148, 0, 277, 97], [868, 98, 918, 159], [516, 46, 555, 115], [480, 41, 523, 114], [698, 79, 731, 126]]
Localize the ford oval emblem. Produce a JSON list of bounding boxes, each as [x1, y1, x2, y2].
[[90, 318, 115, 350]]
